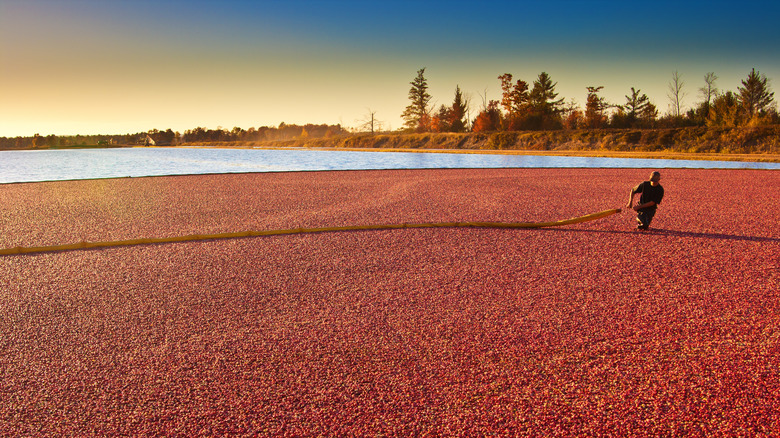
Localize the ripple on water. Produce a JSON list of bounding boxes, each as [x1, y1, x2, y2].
[[0, 147, 777, 184]]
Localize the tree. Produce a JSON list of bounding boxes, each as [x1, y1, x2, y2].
[[707, 91, 741, 127], [472, 100, 502, 132], [358, 108, 383, 133], [401, 68, 432, 132], [154, 128, 177, 145], [560, 99, 582, 130], [699, 72, 718, 118], [449, 85, 469, 132], [431, 105, 452, 132], [530, 72, 564, 113], [432, 86, 469, 133], [498, 73, 529, 119], [640, 101, 658, 125], [738, 68, 775, 117], [584, 86, 609, 129], [624, 88, 651, 118], [613, 87, 655, 128], [667, 70, 686, 117], [528, 72, 565, 129], [563, 110, 584, 130]]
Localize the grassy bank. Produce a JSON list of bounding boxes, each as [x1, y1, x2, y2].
[[183, 125, 780, 162]]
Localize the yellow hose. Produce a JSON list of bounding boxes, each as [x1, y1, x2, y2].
[[0, 208, 621, 256]]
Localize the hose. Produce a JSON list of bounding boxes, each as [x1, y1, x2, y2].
[[0, 208, 621, 256]]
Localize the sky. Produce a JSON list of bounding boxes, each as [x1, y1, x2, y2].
[[1, 0, 779, 137]]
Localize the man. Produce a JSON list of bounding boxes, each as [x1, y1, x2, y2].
[[627, 171, 664, 230]]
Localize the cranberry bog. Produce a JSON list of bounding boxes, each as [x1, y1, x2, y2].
[[1, 168, 778, 436]]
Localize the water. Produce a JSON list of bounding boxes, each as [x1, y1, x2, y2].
[[1, 147, 777, 184]]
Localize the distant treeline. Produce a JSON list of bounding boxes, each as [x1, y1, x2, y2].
[[3, 124, 779, 156], [180, 123, 348, 144], [0, 123, 348, 150], [215, 125, 780, 156]]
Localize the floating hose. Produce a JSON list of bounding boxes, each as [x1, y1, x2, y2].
[[0, 208, 621, 256]]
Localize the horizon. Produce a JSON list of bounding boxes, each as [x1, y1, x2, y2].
[[2, 0, 779, 138]]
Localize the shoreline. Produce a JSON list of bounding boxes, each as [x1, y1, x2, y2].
[[245, 146, 780, 163], [172, 144, 780, 163], [4, 144, 780, 163]]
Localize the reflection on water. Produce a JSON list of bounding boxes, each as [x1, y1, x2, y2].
[[0, 147, 777, 184]]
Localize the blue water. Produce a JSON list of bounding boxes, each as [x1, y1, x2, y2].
[[0, 147, 777, 184]]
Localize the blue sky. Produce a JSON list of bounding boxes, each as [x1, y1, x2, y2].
[[1, 0, 778, 137]]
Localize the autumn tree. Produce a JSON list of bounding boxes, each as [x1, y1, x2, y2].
[[433, 86, 470, 133], [401, 68, 432, 132], [738, 68, 775, 118], [707, 91, 741, 127], [560, 99, 583, 130], [431, 105, 452, 132], [472, 100, 502, 132], [498, 73, 530, 124]]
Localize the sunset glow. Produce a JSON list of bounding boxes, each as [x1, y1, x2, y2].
[[2, 0, 778, 137]]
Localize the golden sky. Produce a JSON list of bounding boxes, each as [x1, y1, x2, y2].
[[2, 0, 778, 137]]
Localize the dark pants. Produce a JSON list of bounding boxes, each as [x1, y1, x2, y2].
[[636, 208, 656, 229]]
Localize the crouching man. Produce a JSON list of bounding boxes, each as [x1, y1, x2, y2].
[[627, 171, 664, 230]]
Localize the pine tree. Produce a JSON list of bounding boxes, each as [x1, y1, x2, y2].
[[640, 102, 658, 124], [738, 68, 775, 117], [530, 72, 564, 115], [614, 87, 656, 128], [449, 85, 468, 132], [526, 72, 565, 129], [624, 87, 651, 119], [401, 68, 432, 132]]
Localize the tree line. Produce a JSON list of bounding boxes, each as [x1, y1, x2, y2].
[[0, 123, 348, 150], [400, 68, 778, 133], [179, 123, 346, 144], [2, 68, 776, 150]]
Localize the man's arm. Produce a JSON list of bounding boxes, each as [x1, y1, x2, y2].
[[626, 186, 639, 209], [627, 182, 656, 210]]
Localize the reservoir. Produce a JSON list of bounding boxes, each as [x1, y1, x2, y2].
[[1, 147, 778, 184]]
